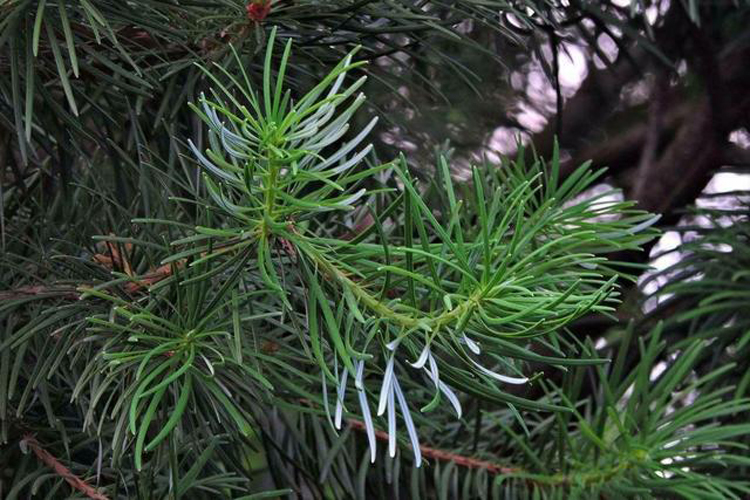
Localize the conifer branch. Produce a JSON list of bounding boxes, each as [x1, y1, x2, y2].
[[21, 435, 110, 500], [349, 419, 522, 475]]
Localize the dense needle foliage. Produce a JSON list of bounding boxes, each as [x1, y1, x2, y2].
[[2, 1, 750, 499]]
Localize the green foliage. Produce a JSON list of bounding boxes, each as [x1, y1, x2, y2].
[[0, 0, 680, 194], [0, 0, 546, 180], [2, 3, 750, 499], [169, 30, 660, 469], [0, 25, 658, 498]]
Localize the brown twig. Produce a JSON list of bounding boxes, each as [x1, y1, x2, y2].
[[21, 435, 110, 500], [0, 241, 187, 302], [348, 420, 521, 475]]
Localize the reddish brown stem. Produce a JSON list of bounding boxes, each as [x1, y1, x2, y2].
[[21, 435, 110, 500], [348, 420, 521, 475]]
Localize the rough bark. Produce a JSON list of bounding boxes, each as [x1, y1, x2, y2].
[[536, 36, 750, 225]]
